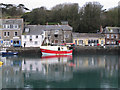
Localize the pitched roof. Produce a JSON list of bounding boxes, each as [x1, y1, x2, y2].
[[24, 25, 44, 35], [102, 27, 120, 34], [73, 33, 105, 38], [24, 25, 73, 35], [0, 18, 23, 25], [44, 25, 72, 30]]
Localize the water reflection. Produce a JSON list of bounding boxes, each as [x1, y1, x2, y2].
[[0, 56, 2, 90], [2, 56, 23, 88], [1, 54, 119, 88], [22, 55, 73, 82]]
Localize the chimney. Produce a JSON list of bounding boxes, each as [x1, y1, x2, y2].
[[46, 22, 48, 25]]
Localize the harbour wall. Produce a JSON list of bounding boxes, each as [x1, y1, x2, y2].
[[1, 46, 120, 55], [73, 46, 120, 55], [5, 47, 42, 56]]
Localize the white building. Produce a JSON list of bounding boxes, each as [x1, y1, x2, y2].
[[21, 25, 45, 47]]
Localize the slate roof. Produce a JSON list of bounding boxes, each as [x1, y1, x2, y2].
[[72, 33, 105, 39], [24, 25, 44, 35], [0, 18, 23, 25], [24, 25, 73, 35], [102, 27, 120, 34]]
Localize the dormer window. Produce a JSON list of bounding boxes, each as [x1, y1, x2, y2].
[[110, 29, 113, 33], [54, 30, 59, 34], [25, 28, 30, 32]]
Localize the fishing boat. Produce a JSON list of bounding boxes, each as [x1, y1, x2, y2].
[[40, 46, 73, 55]]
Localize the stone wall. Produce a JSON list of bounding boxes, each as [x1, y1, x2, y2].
[[6, 47, 42, 56], [73, 46, 120, 55]]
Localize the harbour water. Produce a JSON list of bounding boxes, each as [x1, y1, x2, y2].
[[0, 54, 119, 89]]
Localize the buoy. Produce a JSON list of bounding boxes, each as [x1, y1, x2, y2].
[[0, 61, 3, 65]]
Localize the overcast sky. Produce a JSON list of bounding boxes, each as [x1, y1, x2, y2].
[[0, 0, 119, 10]]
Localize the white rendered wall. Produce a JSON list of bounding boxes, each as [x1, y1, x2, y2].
[[21, 35, 43, 47]]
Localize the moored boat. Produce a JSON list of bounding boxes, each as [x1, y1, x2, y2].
[[2, 51, 18, 55], [0, 61, 3, 65], [40, 46, 72, 55], [0, 48, 18, 55]]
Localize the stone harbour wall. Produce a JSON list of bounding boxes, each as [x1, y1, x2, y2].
[[73, 46, 120, 55]]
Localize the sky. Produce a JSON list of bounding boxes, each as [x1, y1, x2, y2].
[[0, 0, 119, 10]]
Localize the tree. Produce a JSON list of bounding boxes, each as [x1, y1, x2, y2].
[[50, 3, 80, 31], [0, 3, 29, 18], [23, 7, 47, 24], [102, 7, 118, 27], [78, 2, 103, 33]]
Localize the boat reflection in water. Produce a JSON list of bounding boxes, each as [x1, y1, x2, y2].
[[1, 54, 119, 88], [22, 55, 73, 83]]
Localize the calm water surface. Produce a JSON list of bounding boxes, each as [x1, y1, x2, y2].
[[0, 54, 119, 89]]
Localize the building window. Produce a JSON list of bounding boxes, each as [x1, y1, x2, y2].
[[111, 41, 114, 44], [30, 35, 32, 39], [78, 40, 83, 45], [75, 40, 77, 45], [30, 39, 32, 41], [14, 25, 18, 28], [4, 32, 6, 36], [24, 35, 26, 39], [19, 25, 21, 28], [7, 32, 9, 36], [42, 35, 44, 39], [111, 34, 114, 38], [7, 25, 10, 28], [30, 36, 32, 41], [107, 41, 110, 44], [14, 32, 18, 36], [10, 25, 13, 28], [88, 40, 90, 44], [30, 64, 32, 70], [115, 35, 118, 39], [3, 25, 6, 28], [36, 36, 38, 38], [35, 41, 38, 44], [64, 34, 69, 38], [107, 34, 109, 38], [101, 40, 104, 44]]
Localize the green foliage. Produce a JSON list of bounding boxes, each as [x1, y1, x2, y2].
[[0, 3, 29, 18], [78, 2, 103, 33], [102, 7, 118, 27], [0, 2, 119, 33]]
